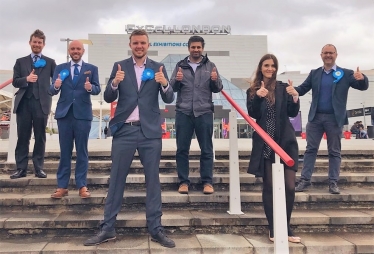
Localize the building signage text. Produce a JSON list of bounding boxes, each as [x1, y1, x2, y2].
[[126, 24, 231, 35]]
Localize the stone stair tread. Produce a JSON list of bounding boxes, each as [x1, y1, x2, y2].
[[0, 232, 373, 254], [1, 208, 373, 229], [1, 187, 373, 207]]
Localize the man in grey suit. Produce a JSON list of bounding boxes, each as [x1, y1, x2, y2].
[[287, 44, 369, 194], [10, 29, 56, 179], [85, 29, 175, 248]]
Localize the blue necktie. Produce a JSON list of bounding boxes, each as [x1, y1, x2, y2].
[[73, 63, 79, 84], [33, 55, 39, 63]]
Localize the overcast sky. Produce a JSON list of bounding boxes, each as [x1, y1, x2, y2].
[[0, 0, 373, 75]]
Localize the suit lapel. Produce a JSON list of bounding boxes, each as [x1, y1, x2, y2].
[[314, 68, 323, 95], [125, 58, 138, 91], [331, 66, 339, 95], [25, 55, 32, 74], [36, 55, 45, 76], [74, 61, 88, 88]]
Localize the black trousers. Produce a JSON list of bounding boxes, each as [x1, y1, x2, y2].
[[15, 96, 48, 172]]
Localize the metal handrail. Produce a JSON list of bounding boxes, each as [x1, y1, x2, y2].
[[0, 79, 13, 90], [220, 90, 294, 167]]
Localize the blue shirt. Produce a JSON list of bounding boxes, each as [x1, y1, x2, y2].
[[316, 65, 336, 114]]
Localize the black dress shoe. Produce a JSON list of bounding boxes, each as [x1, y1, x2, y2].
[[151, 231, 175, 248], [84, 230, 116, 246], [329, 182, 340, 194], [35, 170, 47, 178], [10, 169, 27, 179]]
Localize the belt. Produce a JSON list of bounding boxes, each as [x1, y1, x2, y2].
[[125, 121, 141, 126]]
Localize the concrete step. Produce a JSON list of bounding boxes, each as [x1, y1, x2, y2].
[[1, 172, 374, 193], [1, 159, 374, 175], [1, 187, 373, 212], [1, 208, 373, 236], [1, 232, 373, 254]]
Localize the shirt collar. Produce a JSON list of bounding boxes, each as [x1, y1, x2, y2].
[[187, 56, 202, 64], [71, 59, 83, 67], [31, 53, 42, 59], [132, 57, 147, 66], [323, 64, 337, 74]]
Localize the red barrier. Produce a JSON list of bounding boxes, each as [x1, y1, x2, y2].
[[0, 79, 13, 90], [220, 90, 294, 167]]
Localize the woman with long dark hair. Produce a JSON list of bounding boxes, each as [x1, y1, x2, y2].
[[246, 54, 301, 243]]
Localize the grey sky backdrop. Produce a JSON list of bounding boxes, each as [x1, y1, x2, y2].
[[0, 0, 373, 75]]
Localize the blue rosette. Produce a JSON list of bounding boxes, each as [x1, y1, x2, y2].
[[333, 69, 344, 83], [34, 59, 46, 68], [59, 69, 70, 81], [141, 68, 155, 81]]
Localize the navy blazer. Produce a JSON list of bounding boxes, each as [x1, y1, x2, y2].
[[50, 61, 100, 121], [295, 67, 369, 127], [104, 57, 174, 138], [12, 54, 56, 115]]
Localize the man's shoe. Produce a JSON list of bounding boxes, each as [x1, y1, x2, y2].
[[203, 184, 214, 194], [79, 186, 91, 198], [329, 182, 340, 194], [295, 180, 311, 192], [178, 184, 188, 194], [84, 230, 116, 246], [10, 169, 27, 179], [151, 231, 175, 248], [51, 188, 69, 199], [35, 170, 47, 178]]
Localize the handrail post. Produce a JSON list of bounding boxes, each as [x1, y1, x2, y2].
[[7, 87, 17, 163], [273, 154, 289, 253], [227, 106, 243, 215]]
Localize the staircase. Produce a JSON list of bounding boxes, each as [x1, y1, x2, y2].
[[0, 139, 373, 253]]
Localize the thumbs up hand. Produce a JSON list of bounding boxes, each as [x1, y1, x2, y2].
[[54, 74, 62, 89], [84, 77, 92, 91], [210, 67, 218, 81], [113, 64, 125, 86], [286, 79, 298, 96], [27, 69, 38, 83], [353, 66, 364, 80], [175, 67, 183, 81], [155, 65, 168, 87], [256, 81, 268, 98]]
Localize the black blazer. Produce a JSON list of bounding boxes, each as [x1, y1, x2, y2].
[[12, 54, 56, 114], [295, 67, 369, 128], [246, 82, 300, 177], [104, 57, 174, 138]]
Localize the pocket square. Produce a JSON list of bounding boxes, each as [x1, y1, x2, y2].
[[84, 70, 91, 74]]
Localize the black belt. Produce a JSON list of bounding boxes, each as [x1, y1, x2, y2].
[[125, 121, 141, 126]]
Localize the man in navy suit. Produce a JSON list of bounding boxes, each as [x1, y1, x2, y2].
[[50, 40, 100, 199], [11, 29, 56, 179], [85, 29, 175, 248], [288, 44, 369, 194]]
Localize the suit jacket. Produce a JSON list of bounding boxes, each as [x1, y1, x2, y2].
[[295, 66, 369, 127], [12, 54, 56, 114], [246, 82, 300, 177], [50, 61, 100, 121], [104, 57, 174, 138]]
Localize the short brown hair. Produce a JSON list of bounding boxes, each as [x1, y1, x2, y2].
[[129, 29, 149, 41], [30, 29, 46, 43]]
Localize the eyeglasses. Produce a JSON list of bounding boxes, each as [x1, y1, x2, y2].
[[322, 52, 336, 55]]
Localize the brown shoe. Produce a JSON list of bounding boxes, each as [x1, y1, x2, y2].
[[178, 184, 188, 194], [203, 184, 214, 194], [51, 188, 68, 199], [79, 186, 91, 199]]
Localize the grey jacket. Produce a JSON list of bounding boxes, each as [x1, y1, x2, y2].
[[170, 55, 223, 117]]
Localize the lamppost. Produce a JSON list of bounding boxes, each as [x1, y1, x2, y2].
[[60, 38, 93, 62]]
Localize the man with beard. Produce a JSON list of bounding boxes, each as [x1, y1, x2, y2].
[[288, 44, 369, 194], [11, 29, 56, 179], [50, 40, 100, 199], [170, 36, 223, 195], [85, 29, 175, 248]]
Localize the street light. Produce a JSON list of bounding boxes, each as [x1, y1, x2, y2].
[[60, 38, 93, 62]]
